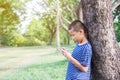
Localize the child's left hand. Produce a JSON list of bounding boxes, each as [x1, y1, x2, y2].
[[61, 48, 72, 60]]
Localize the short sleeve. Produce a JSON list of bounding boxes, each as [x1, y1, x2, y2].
[[80, 48, 92, 67]]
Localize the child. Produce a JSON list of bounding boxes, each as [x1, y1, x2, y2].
[[61, 20, 92, 80]]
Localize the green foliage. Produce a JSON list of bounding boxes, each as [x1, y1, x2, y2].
[[113, 2, 120, 42], [60, 0, 79, 21], [0, 25, 19, 46], [114, 19, 120, 42], [0, 0, 21, 46], [0, 4, 19, 25], [0, 0, 119, 47], [0, 0, 33, 47], [24, 19, 47, 46], [41, 13, 56, 45], [0, 0, 79, 46], [23, 37, 45, 46], [9, 33, 25, 46], [38, 0, 78, 45], [59, 28, 69, 45]]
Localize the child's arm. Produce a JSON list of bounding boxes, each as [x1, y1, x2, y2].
[[61, 48, 88, 72]]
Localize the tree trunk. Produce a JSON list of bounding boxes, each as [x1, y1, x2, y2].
[[49, 32, 55, 45], [56, 0, 60, 50], [49, 30, 56, 45], [67, 32, 70, 45], [80, 0, 120, 80], [75, 0, 83, 22]]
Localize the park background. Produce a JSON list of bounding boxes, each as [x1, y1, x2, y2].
[[0, 0, 120, 80]]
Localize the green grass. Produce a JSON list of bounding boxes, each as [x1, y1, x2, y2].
[[0, 45, 74, 80], [0, 60, 67, 80]]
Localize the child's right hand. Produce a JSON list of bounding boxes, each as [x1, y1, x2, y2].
[[61, 48, 72, 60]]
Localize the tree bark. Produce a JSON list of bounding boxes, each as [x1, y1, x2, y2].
[[80, 0, 120, 80]]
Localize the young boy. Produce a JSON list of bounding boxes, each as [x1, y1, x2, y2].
[[61, 20, 92, 80]]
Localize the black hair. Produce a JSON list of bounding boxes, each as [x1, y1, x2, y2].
[[68, 20, 88, 38]]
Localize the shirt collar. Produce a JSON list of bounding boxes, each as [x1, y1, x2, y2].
[[78, 41, 89, 46]]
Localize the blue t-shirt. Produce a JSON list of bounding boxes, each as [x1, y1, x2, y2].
[[66, 42, 92, 80]]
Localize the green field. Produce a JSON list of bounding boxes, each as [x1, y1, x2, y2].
[[0, 46, 74, 80], [0, 43, 119, 80]]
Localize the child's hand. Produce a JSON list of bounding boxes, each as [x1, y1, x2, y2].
[[61, 48, 72, 60]]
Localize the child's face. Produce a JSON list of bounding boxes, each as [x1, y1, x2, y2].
[[69, 28, 85, 43]]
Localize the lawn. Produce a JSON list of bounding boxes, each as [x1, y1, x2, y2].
[[0, 43, 119, 80], [0, 45, 74, 80]]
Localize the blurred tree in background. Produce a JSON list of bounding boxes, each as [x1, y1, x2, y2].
[[0, 0, 27, 46], [23, 18, 46, 46], [23, 0, 79, 46], [0, 0, 19, 46], [0, 0, 119, 47]]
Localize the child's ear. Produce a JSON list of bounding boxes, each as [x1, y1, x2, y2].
[[79, 29, 84, 33]]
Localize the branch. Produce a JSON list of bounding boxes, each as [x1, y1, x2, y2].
[[61, 15, 71, 24], [74, 0, 83, 22], [65, 6, 75, 21], [113, 5, 120, 20], [112, 0, 120, 10], [59, 16, 68, 31]]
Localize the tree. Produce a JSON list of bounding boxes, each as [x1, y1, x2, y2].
[[41, 14, 56, 45], [0, 0, 19, 46], [0, 0, 28, 46], [29, 0, 78, 46], [56, 0, 60, 50], [78, 0, 120, 80]]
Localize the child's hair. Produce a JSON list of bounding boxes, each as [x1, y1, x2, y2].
[[68, 20, 88, 38]]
